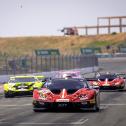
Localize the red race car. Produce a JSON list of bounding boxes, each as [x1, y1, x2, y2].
[[33, 78, 100, 112], [89, 72, 125, 89]]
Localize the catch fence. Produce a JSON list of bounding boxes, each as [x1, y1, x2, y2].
[[0, 55, 98, 75]]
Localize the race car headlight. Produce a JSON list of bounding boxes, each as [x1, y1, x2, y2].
[[115, 82, 120, 85], [8, 86, 13, 89], [39, 92, 47, 99], [93, 82, 98, 85], [8, 83, 16, 89]]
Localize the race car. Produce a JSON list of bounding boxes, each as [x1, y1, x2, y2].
[[56, 70, 83, 79], [33, 78, 100, 112], [116, 73, 126, 79], [4, 75, 43, 98], [89, 72, 125, 89]]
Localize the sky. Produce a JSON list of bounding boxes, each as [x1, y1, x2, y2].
[[0, 0, 126, 37]]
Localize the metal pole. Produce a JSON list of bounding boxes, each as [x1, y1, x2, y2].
[[119, 18, 122, 33], [97, 18, 99, 35], [108, 17, 111, 34]]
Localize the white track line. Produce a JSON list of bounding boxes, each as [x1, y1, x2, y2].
[[0, 104, 31, 107], [0, 118, 88, 125], [101, 103, 126, 106]]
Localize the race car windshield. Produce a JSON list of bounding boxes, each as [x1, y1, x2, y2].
[[46, 79, 89, 90], [98, 74, 117, 81], [14, 77, 36, 82]]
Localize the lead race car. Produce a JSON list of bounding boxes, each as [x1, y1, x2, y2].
[[4, 75, 43, 97], [33, 78, 100, 112], [88, 72, 125, 89]]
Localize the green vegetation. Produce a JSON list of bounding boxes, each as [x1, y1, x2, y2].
[[86, 41, 115, 48], [0, 33, 126, 57]]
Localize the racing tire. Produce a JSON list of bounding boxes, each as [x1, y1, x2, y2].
[[33, 109, 41, 112], [33, 107, 45, 112], [93, 94, 100, 112], [4, 92, 14, 98], [118, 83, 125, 91]]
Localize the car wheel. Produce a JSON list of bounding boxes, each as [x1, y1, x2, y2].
[[4, 92, 14, 98], [93, 94, 100, 112], [33, 108, 41, 112], [118, 83, 125, 91]]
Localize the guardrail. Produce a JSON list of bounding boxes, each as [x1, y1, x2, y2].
[[0, 66, 99, 83]]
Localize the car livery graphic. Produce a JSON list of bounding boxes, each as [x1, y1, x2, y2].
[[33, 78, 100, 112], [88, 72, 125, 89], [4, 75, 43, 97]]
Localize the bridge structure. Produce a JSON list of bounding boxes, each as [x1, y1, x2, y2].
[[61, 16, 126, 35]]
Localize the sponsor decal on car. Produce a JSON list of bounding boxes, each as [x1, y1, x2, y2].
[[56, 99, 70, 102]]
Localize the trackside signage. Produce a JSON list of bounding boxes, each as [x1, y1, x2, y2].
[[118, 47, 126, 53], [35, 49, 60, 56], [80, 48, 101, 54]]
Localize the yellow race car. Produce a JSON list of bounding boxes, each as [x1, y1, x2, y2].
[[4, 75, 43, 98]]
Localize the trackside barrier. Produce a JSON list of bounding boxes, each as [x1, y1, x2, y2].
[[96, 53, 126, 58], [0, 66, 99, 95], [0, 66, 99, 83], [0, 55, 98, 75], [0, 55, 98, 94]]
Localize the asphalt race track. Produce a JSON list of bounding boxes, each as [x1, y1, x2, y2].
[[0, 57, 126, 126]]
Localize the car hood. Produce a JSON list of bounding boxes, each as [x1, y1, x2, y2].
[[8, 82, 35, 86]]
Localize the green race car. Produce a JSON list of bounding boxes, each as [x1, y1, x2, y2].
[[4, 75, 43, 98]]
